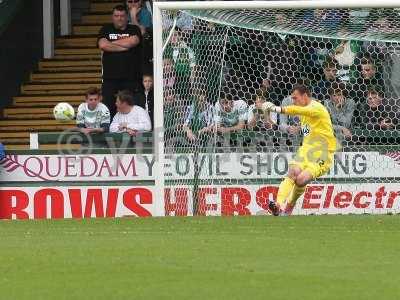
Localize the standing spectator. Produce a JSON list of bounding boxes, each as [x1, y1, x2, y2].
[[313, 58, 339, 100], [98, 5, 142, 117], [76, 87, 111, 134], [135, 74, 154, 127], [126, 0, 153, 74], [110, 90, 151, 135], [355, 87, 397, 130], [325, 82, 355, 140], [332, 37, 362, 82], [126, 0, 152, 35], [164, 28, 196, 97]]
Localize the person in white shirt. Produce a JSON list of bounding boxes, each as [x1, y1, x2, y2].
[[76, 87, 111, 134], [214, 93, 248, 133], [110, 89, 151, 136]]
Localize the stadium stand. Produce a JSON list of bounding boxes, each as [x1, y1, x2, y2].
[[0, 0, 121, 150]]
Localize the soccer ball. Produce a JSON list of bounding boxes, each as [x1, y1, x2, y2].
[[53, 102, 75, 121]]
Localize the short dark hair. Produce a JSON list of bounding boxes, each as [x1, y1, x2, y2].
[[367, 85, 384, 97], [116, 90, 134, 106], [323, 58, 338, 69], [292, 84, 311, 97], [328, 82, 348, 97], [113, 4, 128, 14], [86, 87, 101, 97]]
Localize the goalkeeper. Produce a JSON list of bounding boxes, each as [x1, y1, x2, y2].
[[263, 84, 337, 216]]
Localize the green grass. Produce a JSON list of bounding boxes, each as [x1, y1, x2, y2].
[[0, 216, 399, 299]]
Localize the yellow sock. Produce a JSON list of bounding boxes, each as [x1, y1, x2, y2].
[[288, 184, 306, 206], [277, 177, 295, 206]]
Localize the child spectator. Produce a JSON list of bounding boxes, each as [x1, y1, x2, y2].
[[76, 87, 111, 134], [325, 82, 355, 140], [313, 58, 339, 100], [355, 87, 397, 130], [110, 90, 151, 135], [135, 74, 154, 126], [214, 93, 247, 133]]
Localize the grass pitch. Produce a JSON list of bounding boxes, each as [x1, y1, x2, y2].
[[0, 215, 399, 299]]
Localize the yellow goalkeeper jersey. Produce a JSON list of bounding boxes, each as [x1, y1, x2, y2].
[[282, 100, 337, 152]]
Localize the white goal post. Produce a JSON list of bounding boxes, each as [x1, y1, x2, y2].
[[152, 0, 400, 216]]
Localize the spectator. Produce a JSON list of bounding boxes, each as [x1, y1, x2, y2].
[[126, 0, 153, 74], [355, 87, 397, 130], [332, 36, 362, 82], [135, 74, 154, 126], [247, 90, 277, 131], [163, 58, 176, 89], [351, 57, 384, 103], [126, 0, 152, 36], [0, 142, 4, 160], [325, 82, 355, 140], [76, 87, 111, 134], [183, 91, 214, 144], [164, 88, 188, 149], [313, 58, 339, 100], [278, 94, 302, 147], [302, 9, 343, 31], [110, 90, 151, 135], [98, 5, 142, 117], [214, 93, 247, 133], [164, 28, 196, 97]]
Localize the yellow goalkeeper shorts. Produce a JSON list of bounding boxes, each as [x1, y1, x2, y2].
[[289, 146, 334, 179]]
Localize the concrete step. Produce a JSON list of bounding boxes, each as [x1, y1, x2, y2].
[[55, 48, 101, 55], [21, 83, 101, 93], [73, 25, 102, 35], [31, 72, 101, 81]]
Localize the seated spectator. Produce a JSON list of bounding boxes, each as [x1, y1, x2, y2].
[[183, 91, 214, 144], [135, 74, 154, 126], [214, 93, 248, 133], [351, 57, 384, 103], [98, 5, 142, 117], [76, 87, 111, 134], [110, 90, 151, 135], [302, 9, 343, 31], [247, 90, 277, 131], [126, 0, 152, 35], [355, 87, 397, 130], [324, 82, 355, 140], [313, 58, 339, 100]]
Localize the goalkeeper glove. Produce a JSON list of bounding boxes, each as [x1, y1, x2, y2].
[[261, 102, 282, 113]]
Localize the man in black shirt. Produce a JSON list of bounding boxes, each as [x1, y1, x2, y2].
[[98, 5, 142, 117]]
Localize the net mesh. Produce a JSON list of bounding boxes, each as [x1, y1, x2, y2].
[[160, 8, 400, 216]]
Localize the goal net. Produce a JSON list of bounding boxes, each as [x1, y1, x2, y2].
[[154, 2, 400, 216]]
